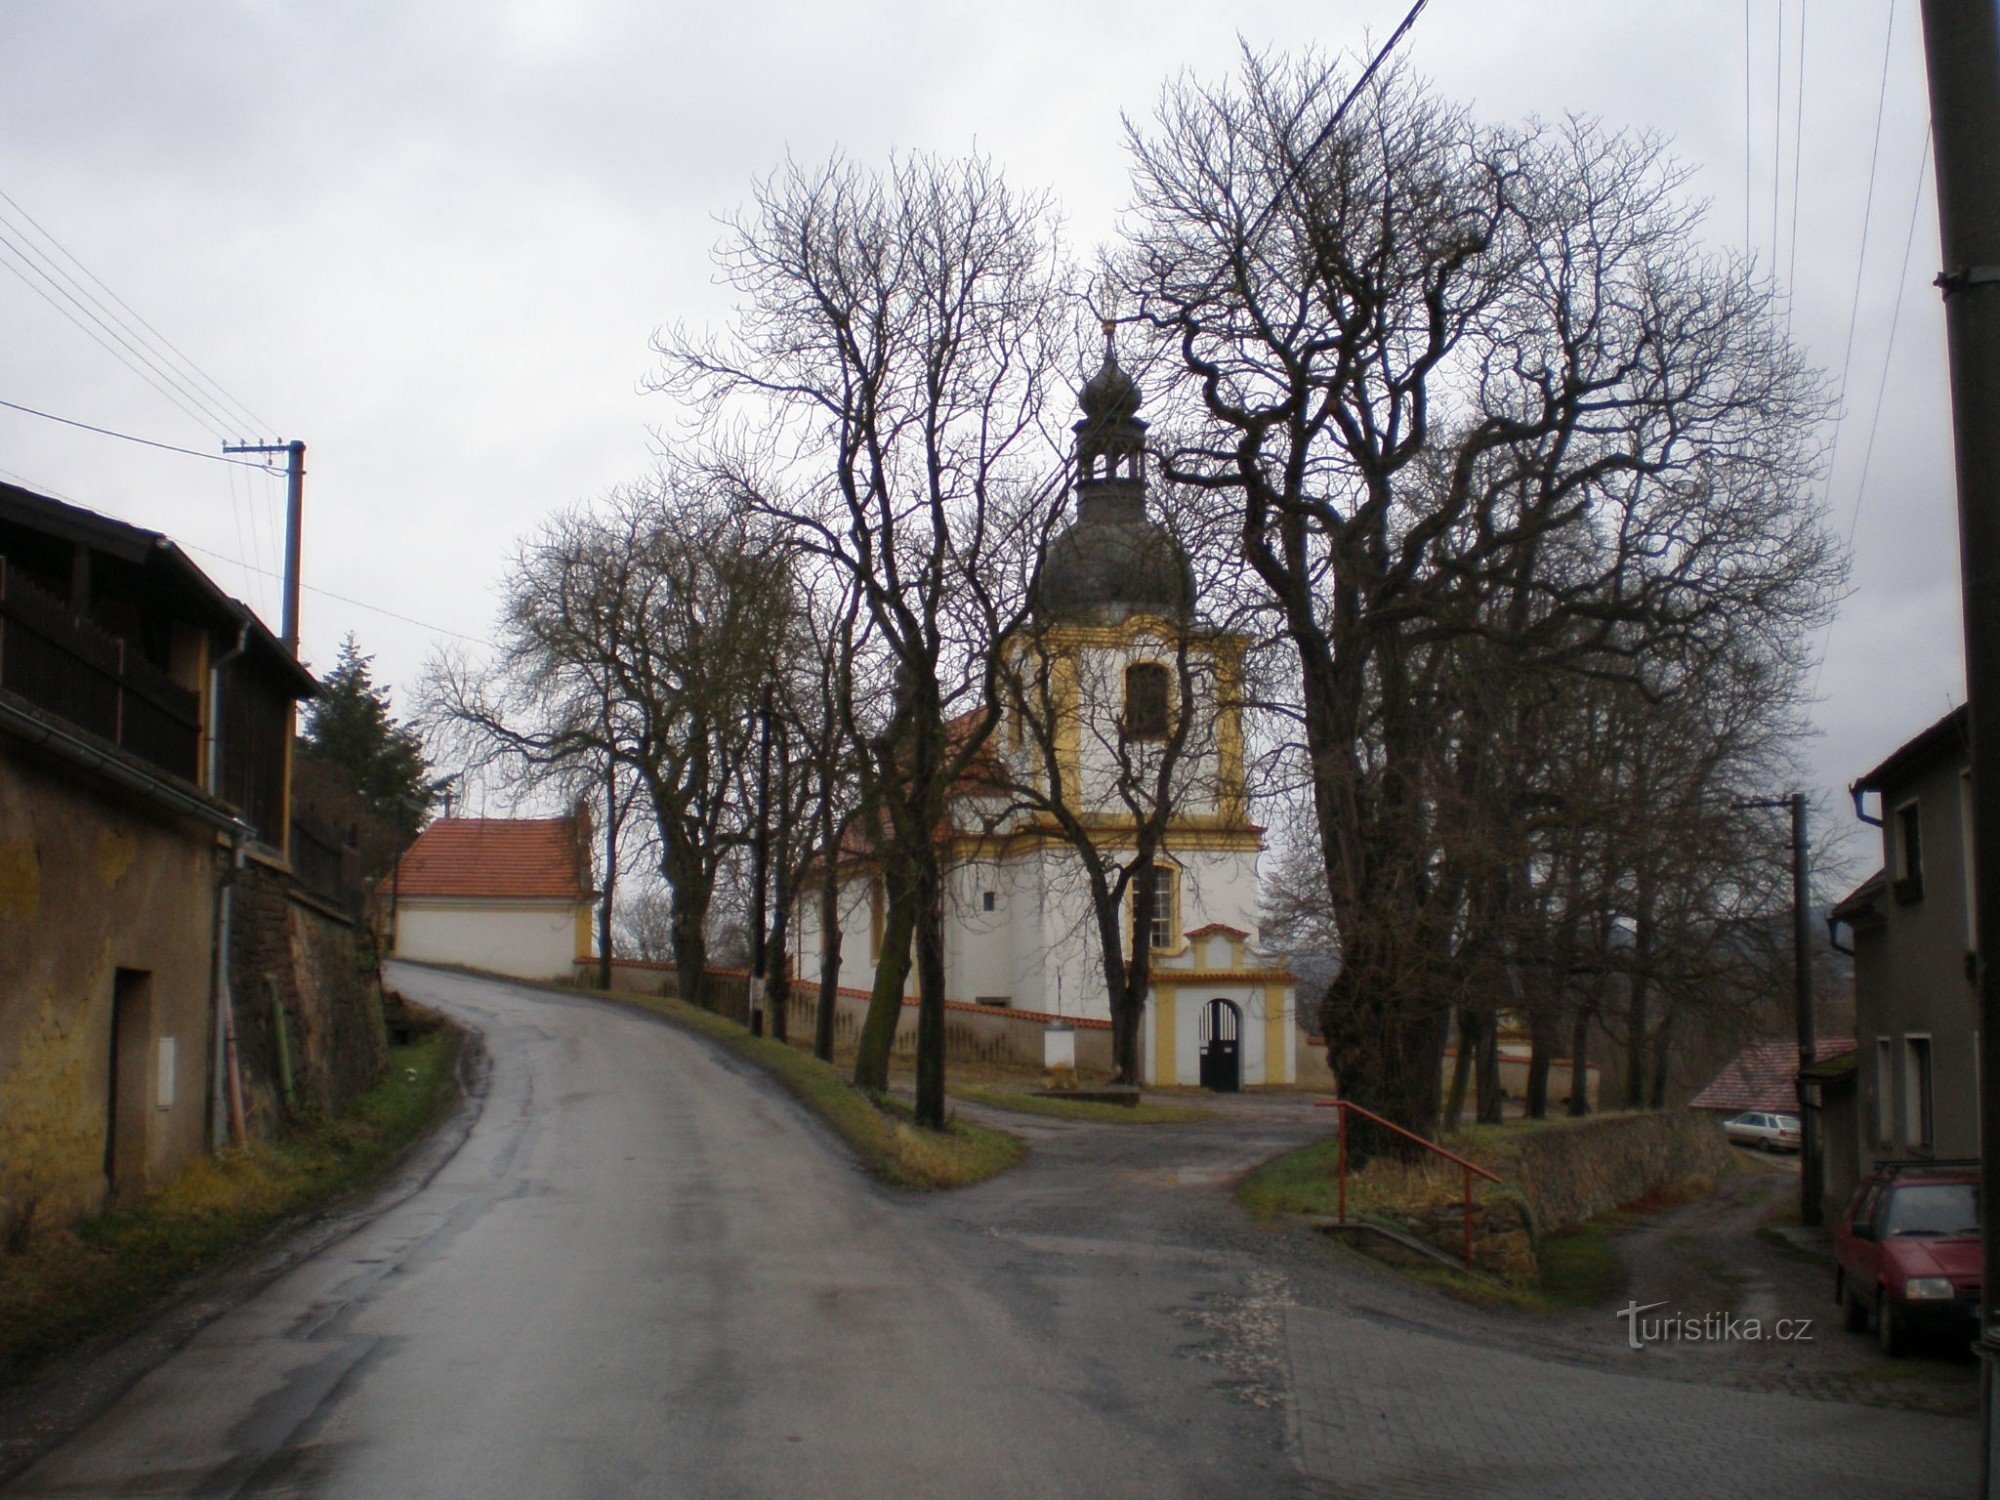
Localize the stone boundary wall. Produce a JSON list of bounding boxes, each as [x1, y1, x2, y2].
[[1507, 1109, 1734, 1233], [230, 856, 386, 1128]]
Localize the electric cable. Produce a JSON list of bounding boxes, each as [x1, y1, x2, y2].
[[0, 184, 271, 437], [0, 397, 280, 470]]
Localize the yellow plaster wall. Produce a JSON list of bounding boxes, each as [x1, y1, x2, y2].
[[1152, 988, 1178, 1085], [0, 750, 219, 1240]]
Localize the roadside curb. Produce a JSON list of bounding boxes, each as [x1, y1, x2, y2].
[[0, 1027, 490, 1489]]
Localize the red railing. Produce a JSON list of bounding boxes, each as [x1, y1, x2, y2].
[[1316, 1098, 1504, 1270]]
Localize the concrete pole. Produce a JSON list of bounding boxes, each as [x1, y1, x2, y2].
[[748, 683, 773, 1036], [1791, 792, 1821, 1228], [281, 441, 305, 654], [1915, 6, 2000, 1491]]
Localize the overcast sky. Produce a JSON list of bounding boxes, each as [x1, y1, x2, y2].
[[0, 0, 1957, 876]]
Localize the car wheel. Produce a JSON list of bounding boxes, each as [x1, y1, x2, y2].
[[1840, 1272, 1867, 1332], [1877, 1295, 1909, 1357]]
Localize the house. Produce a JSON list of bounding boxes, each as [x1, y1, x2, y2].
[[1689, 1036, 1858, 1117], [1827, 706, 1979, 1210], [0, 480, 382, 1243], [386, 814, 596, 982], [790, 339, 1297, 1088]]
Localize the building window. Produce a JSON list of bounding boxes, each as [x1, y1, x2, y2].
[[1875, 1036, 1894, 1145], [1123, 663, 1171, 740], [982, 890, 997, 913], [1133, 864, 1178, 954], [1903, 1035, 1934, 1150], [1894, 799, 1924, 902]]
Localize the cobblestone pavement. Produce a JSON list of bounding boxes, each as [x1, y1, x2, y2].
[[940, 1094, 1980, 1499]]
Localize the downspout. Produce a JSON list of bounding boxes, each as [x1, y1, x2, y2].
[[209, 621, 251, 1151]]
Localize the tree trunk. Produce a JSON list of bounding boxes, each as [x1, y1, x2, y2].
[[852, 871, 913, 1094], [912, 850, 949, 1129], [1567, 1002, 1594, 1117], [1475, 1014, 1502, 1126], [668, 874, 709, 1011], [1443, 1007, 1474, 1131], [1524, 1004, 1556, 1120], [1624, 913, 1654, 1111], [1647, 1004, 1677, 1109], [814, 807, 843, 1064]]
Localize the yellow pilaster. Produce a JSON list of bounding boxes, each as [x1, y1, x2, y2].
[[1261, 988, 1288, 1085], [574, 903, 593, 963], [1052, 650, 1081, 794], [1153, 988, 1177, 1086]]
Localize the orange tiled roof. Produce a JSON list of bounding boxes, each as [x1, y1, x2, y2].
[[390, 817, 592, 902]]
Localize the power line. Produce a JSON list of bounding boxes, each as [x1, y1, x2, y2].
[[0, 225, 241, 437], [1784, 0, 1809, 308], [178, 540, 495, 646], [0, 184, 271, 437], [1823, 0, 1901, 506], [0, 250, 231, 439], [0, 397, 281, 470]]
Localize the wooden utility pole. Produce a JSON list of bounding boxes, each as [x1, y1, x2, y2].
[[1915, 5, 2000, 1490], [222, 439, 306, 653]]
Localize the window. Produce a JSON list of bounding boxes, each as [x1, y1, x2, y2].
[[982, 890, 997, 913], [1894, 799, 1924, 902], [1904, 1035, 1934, 1150], [1875, 1037, 1894, 1144], [1123, 662, 1171, 740], [1133, 865, 1178, 953]]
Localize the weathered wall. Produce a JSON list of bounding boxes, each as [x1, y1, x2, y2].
[[0, 747, 219, 1240], [229, 856, 385, 1128]]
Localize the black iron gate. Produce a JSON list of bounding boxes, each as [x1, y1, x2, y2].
[[1198, 998, 1242, 1093]]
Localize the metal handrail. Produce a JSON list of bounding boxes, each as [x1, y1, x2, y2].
[[1316, 1098, 1503, 1270]]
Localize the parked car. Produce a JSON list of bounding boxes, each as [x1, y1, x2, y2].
[[1722, 1111, 1802, 1152], [1832, 1160, 1981, 1356]]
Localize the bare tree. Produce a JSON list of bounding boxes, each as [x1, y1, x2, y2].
[[1123, 53, 1842, 1135], [656, 153, 1068, 1127], [425, 478, 797, 1010]]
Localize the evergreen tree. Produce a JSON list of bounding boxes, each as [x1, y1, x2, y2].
[[301, 635, 439, 847]]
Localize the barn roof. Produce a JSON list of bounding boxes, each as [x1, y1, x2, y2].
[[389, 816, 593, 902], [1688, 1036, 1856, 1113]]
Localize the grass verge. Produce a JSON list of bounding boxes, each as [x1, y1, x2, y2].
[[612, 991, 1024, 1190], [0, 1028, 460, 1390], [949, 1085, 1209, 1125]]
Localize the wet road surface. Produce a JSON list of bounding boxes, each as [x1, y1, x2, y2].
[[4, 964, 1308, 1499]]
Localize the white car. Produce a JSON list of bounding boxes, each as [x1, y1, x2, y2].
[[1723, 1110, 1802, 1151]]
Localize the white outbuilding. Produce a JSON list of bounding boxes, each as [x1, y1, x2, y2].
[[385, 814, 596, 982]]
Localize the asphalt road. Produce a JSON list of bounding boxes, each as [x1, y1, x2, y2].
[[4, 964, 1314, 1500]]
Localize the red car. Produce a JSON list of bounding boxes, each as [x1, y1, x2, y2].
[[1832, 1160, 1982, 1356]]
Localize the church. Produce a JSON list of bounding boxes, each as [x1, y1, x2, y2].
[[793, 334, 1297, 1089]]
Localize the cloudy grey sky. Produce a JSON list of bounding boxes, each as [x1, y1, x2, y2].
[[0, 1, 1956, 872]]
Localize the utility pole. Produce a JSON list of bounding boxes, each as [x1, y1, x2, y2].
[[1789, 792, 1821, 1228], [222, 440, 306, 653], [1916, 7, 2000, 1490], [1735, 794, 1819, 1226]]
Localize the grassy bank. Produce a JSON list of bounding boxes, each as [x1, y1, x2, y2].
[[949, 1084, 1208, 1125], [0, 1028, 460, 1389], [1241, 1114, 1724, 1310], [613, 991, 1024, 1190]]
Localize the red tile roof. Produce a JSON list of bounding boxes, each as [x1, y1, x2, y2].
[[1689, 1036, 1855, 1113], [389, 817, 592, 902]]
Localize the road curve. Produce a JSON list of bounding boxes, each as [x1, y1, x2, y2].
[[5, 964, 1298, 1500]]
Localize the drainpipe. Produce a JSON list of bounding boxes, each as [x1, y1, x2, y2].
[[208, 621, 251, 1151]]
